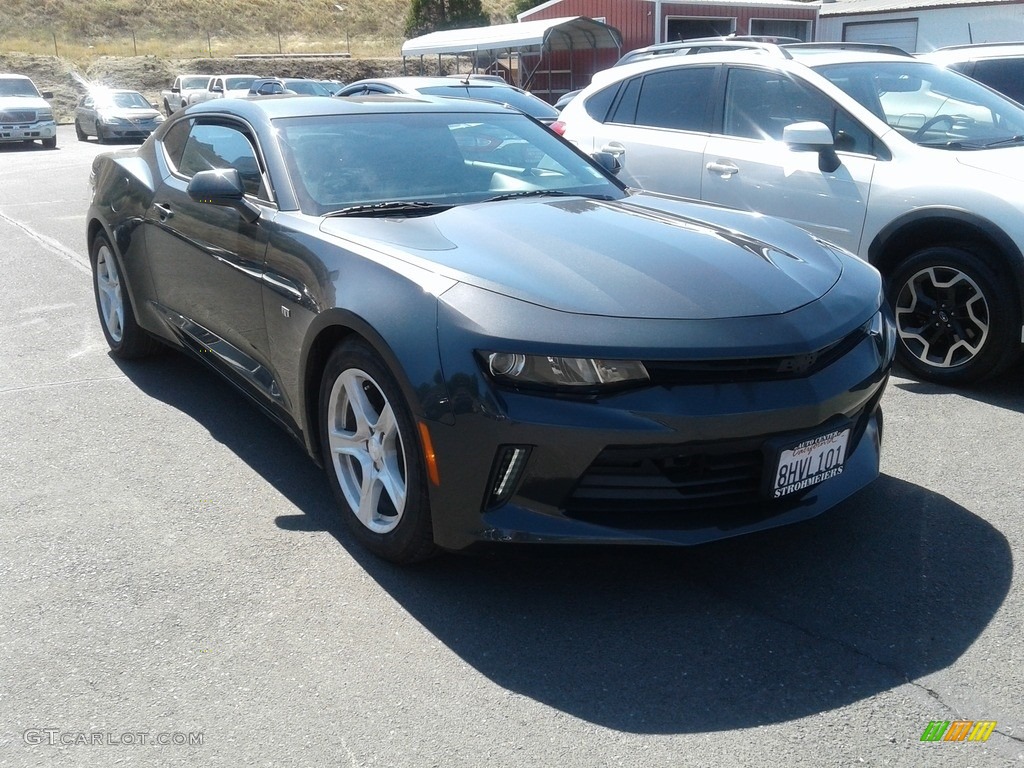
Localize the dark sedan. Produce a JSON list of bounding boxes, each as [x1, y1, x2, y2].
[[86, 95, 894, 563]]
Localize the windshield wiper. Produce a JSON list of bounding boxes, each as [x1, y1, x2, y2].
[[324, 201, 451, 218], [483, 190, 617, 203], [483, 190, 574, 202], [981, 134, 1024, 148]]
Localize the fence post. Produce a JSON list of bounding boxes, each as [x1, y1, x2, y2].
[[53, 32, 58, 57]]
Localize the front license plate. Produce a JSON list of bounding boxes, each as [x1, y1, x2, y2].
[[770, 427, 850, 498]]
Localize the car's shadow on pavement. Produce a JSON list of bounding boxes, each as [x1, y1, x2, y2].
[[892, 358, 1024, 414], [115, 350, 1013, 735]]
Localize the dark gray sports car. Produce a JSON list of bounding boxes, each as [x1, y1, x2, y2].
[[87, 95, 895, 562]]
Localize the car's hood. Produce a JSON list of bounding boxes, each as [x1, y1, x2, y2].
[[955, 145, 1024, 179], [320, 193, 844, 319], [101, 107, 161, 120], [0, 95, 48, 112]]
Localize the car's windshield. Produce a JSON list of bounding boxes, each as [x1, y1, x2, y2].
[[284, 80, 333, 96], [416, 85, 560, 121], [0, 78, 41, 98], [276, 111, 623, 216], [181, 76, 210, 90], [226, 77, 257, 91], [814, 60, 1024, 148], [99, 91, 151, 109]]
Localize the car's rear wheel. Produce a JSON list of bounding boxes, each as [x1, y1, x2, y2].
[[319, 340, 436, 563], [75, 120, 86, 141], [888, 246, 1020, 384], [90, 232, 161, 358]]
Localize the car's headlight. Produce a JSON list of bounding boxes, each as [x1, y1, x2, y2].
[[102, 115, 128, 124], [483, 352, 649, 391], [867, 306, 896, 361], [36, 109, 54, 121]]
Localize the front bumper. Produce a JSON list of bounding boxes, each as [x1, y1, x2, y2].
[[0, 121, 56, 142], [425, 301, 892, 551]]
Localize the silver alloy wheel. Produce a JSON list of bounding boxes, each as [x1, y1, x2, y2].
[[95, 242, 125, 343], [894, 265, 989, 368], [326, 367, 407, 534]]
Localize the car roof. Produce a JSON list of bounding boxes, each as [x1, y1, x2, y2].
[[0, 73, 33, 80], [922, 42, 1024, 64], [349, 76, 524, 91], [188, 92, 519, 120]]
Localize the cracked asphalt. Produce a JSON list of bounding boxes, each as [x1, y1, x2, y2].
[[0, 125, 1022, 767]]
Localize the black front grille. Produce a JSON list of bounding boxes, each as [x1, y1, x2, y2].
[[566, 441, 769, 528], [0, 110, 36, 123], [644, 325, 866, 385]]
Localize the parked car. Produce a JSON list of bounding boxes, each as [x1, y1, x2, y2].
[[920, 42, 1024, 103], [161, 75, 214, 115], [74, 89, 165, 143], [248, 77, 337, 97], [556, 43, 1024, 384], [189, 74, 261, 104], [85, 95, 893, 562], [337, 76, 560, 124], [0, 73, 57, 149], [555, 38, 804, 112]]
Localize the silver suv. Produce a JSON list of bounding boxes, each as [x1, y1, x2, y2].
[[0, 74, 57, 149], [921, 43, 1024, 104], [556, 44, 1024, 384]]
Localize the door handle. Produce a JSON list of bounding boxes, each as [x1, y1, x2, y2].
[[706, 161, 739, 177], [153, 202, 174, 221]]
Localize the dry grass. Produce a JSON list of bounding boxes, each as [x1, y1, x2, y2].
[[0, 0, 516, 63]]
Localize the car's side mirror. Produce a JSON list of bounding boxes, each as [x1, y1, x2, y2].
[[187, 168, 261, 223], [783, 121, 841, 173], [591, 150, 622, 175], [41, 90, 53, 99]]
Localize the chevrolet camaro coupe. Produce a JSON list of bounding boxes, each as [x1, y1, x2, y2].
[[87, 95, 895, 562]]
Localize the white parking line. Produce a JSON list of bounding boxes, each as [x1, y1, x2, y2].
[[0, 208, 90, 275]]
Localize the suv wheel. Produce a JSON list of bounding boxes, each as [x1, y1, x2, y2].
[[888, 246, 1020, 384]]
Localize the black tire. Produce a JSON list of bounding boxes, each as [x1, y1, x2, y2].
[[75, 120, 86, 141], [319, 340, 436, 563], [42, 136, 56, 149], [90, 232, 161, 359], [887, 245, 1021, 385], [163, 100, 173, 117], [96, 124, 107, 144]]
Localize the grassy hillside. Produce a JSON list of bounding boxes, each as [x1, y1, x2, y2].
[[0, 0, 515, 59]]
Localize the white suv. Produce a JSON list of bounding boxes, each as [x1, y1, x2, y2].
[[0, 74, 57, 149], [921, 42, 1024, 104], [555, 44, 1024, 384]]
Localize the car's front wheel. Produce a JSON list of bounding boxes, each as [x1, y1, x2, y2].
[[42, 136, 56, 149], [90, 232, 161, 358], [319, 340, 436, 563], [96, 124, 107, 144], [888, 246, 1020, 384], [75, 120, 87, 141]]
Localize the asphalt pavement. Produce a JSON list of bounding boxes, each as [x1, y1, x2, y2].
[[0, 125, 1022, 767]]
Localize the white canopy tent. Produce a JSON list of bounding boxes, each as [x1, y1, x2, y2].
[[401, 16, 622, 96]]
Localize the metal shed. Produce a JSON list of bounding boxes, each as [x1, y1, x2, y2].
[[401, 16, 623, 100]]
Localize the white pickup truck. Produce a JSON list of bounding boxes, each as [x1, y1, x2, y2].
[[0, 73, 57, 149], [161, 75, 214, 115]]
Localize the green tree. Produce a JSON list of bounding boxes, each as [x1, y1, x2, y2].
[[406, 0, 489, 37], [510, 0, 546, 18]]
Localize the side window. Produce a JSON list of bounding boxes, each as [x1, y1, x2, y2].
[[607, 77, 642, 124], [161, 118, 192, 168], [175, 122, 267, 198], [633, 67, 714, 131], [583, 83, 619, 122], [723, 67, 875, 155]]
